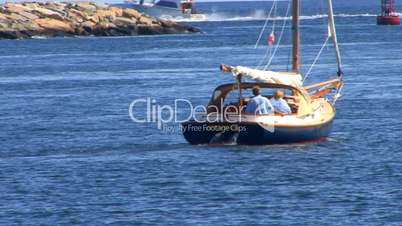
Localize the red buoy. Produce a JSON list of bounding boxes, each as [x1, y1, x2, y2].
[[377, 0, 401, 25], [268, 32, 275, 46]]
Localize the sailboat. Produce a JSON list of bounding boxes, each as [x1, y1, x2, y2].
[[182, 0, 344, 145]]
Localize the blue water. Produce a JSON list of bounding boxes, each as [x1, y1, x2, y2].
[[1, 0, 402, 225]]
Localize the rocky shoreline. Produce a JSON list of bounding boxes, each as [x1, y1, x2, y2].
[[0, 2, 200, 39]]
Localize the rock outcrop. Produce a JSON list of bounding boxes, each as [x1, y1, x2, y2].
[[0, 2, 200, 39]]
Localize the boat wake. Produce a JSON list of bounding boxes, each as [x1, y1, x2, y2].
[[172, 12, 376, 22]]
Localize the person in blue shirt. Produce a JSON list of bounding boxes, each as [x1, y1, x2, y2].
[[270, 89, 292, 114], [245, 86, 274, 114]]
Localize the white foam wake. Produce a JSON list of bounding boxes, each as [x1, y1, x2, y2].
[[172, 13, 376, 22]]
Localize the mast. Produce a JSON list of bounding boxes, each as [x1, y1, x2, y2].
[[291, 0, 300, 73], [327, 0, 343, 76]]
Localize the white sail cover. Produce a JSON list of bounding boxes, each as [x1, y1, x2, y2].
[[232, 66, 303, 87]]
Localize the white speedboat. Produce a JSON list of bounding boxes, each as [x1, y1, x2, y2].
[[118, 0, 206, 19]]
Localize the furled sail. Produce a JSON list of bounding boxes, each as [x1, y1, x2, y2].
[[231, 66, 303, 87]]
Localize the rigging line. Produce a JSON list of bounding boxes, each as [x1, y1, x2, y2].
[[256, 4, 277, 69], [272, 2, 277, 31], [256, 41, 272, 69], [286, 37, 291, 71], [263, 0, 291, 71], [332, 83, 343, 106], [256, 2, 278, 69], [303, 35, 330, 84], [254, 0, 277, 49]]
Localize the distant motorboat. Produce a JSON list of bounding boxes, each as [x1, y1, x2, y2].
[[117, 0, 206, 20]]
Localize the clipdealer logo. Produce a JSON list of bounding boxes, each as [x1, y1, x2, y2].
[[128, 97, 275, 133]]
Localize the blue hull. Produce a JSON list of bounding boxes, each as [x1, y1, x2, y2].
[[182, 120, 333, 145]]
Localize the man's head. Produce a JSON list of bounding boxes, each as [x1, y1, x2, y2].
[[252, 86, 261, 96], [274, 89, 285, 99]]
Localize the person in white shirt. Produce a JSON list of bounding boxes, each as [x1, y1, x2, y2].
[[245, 86, 274, 115], [270, 90, 292, 114]]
